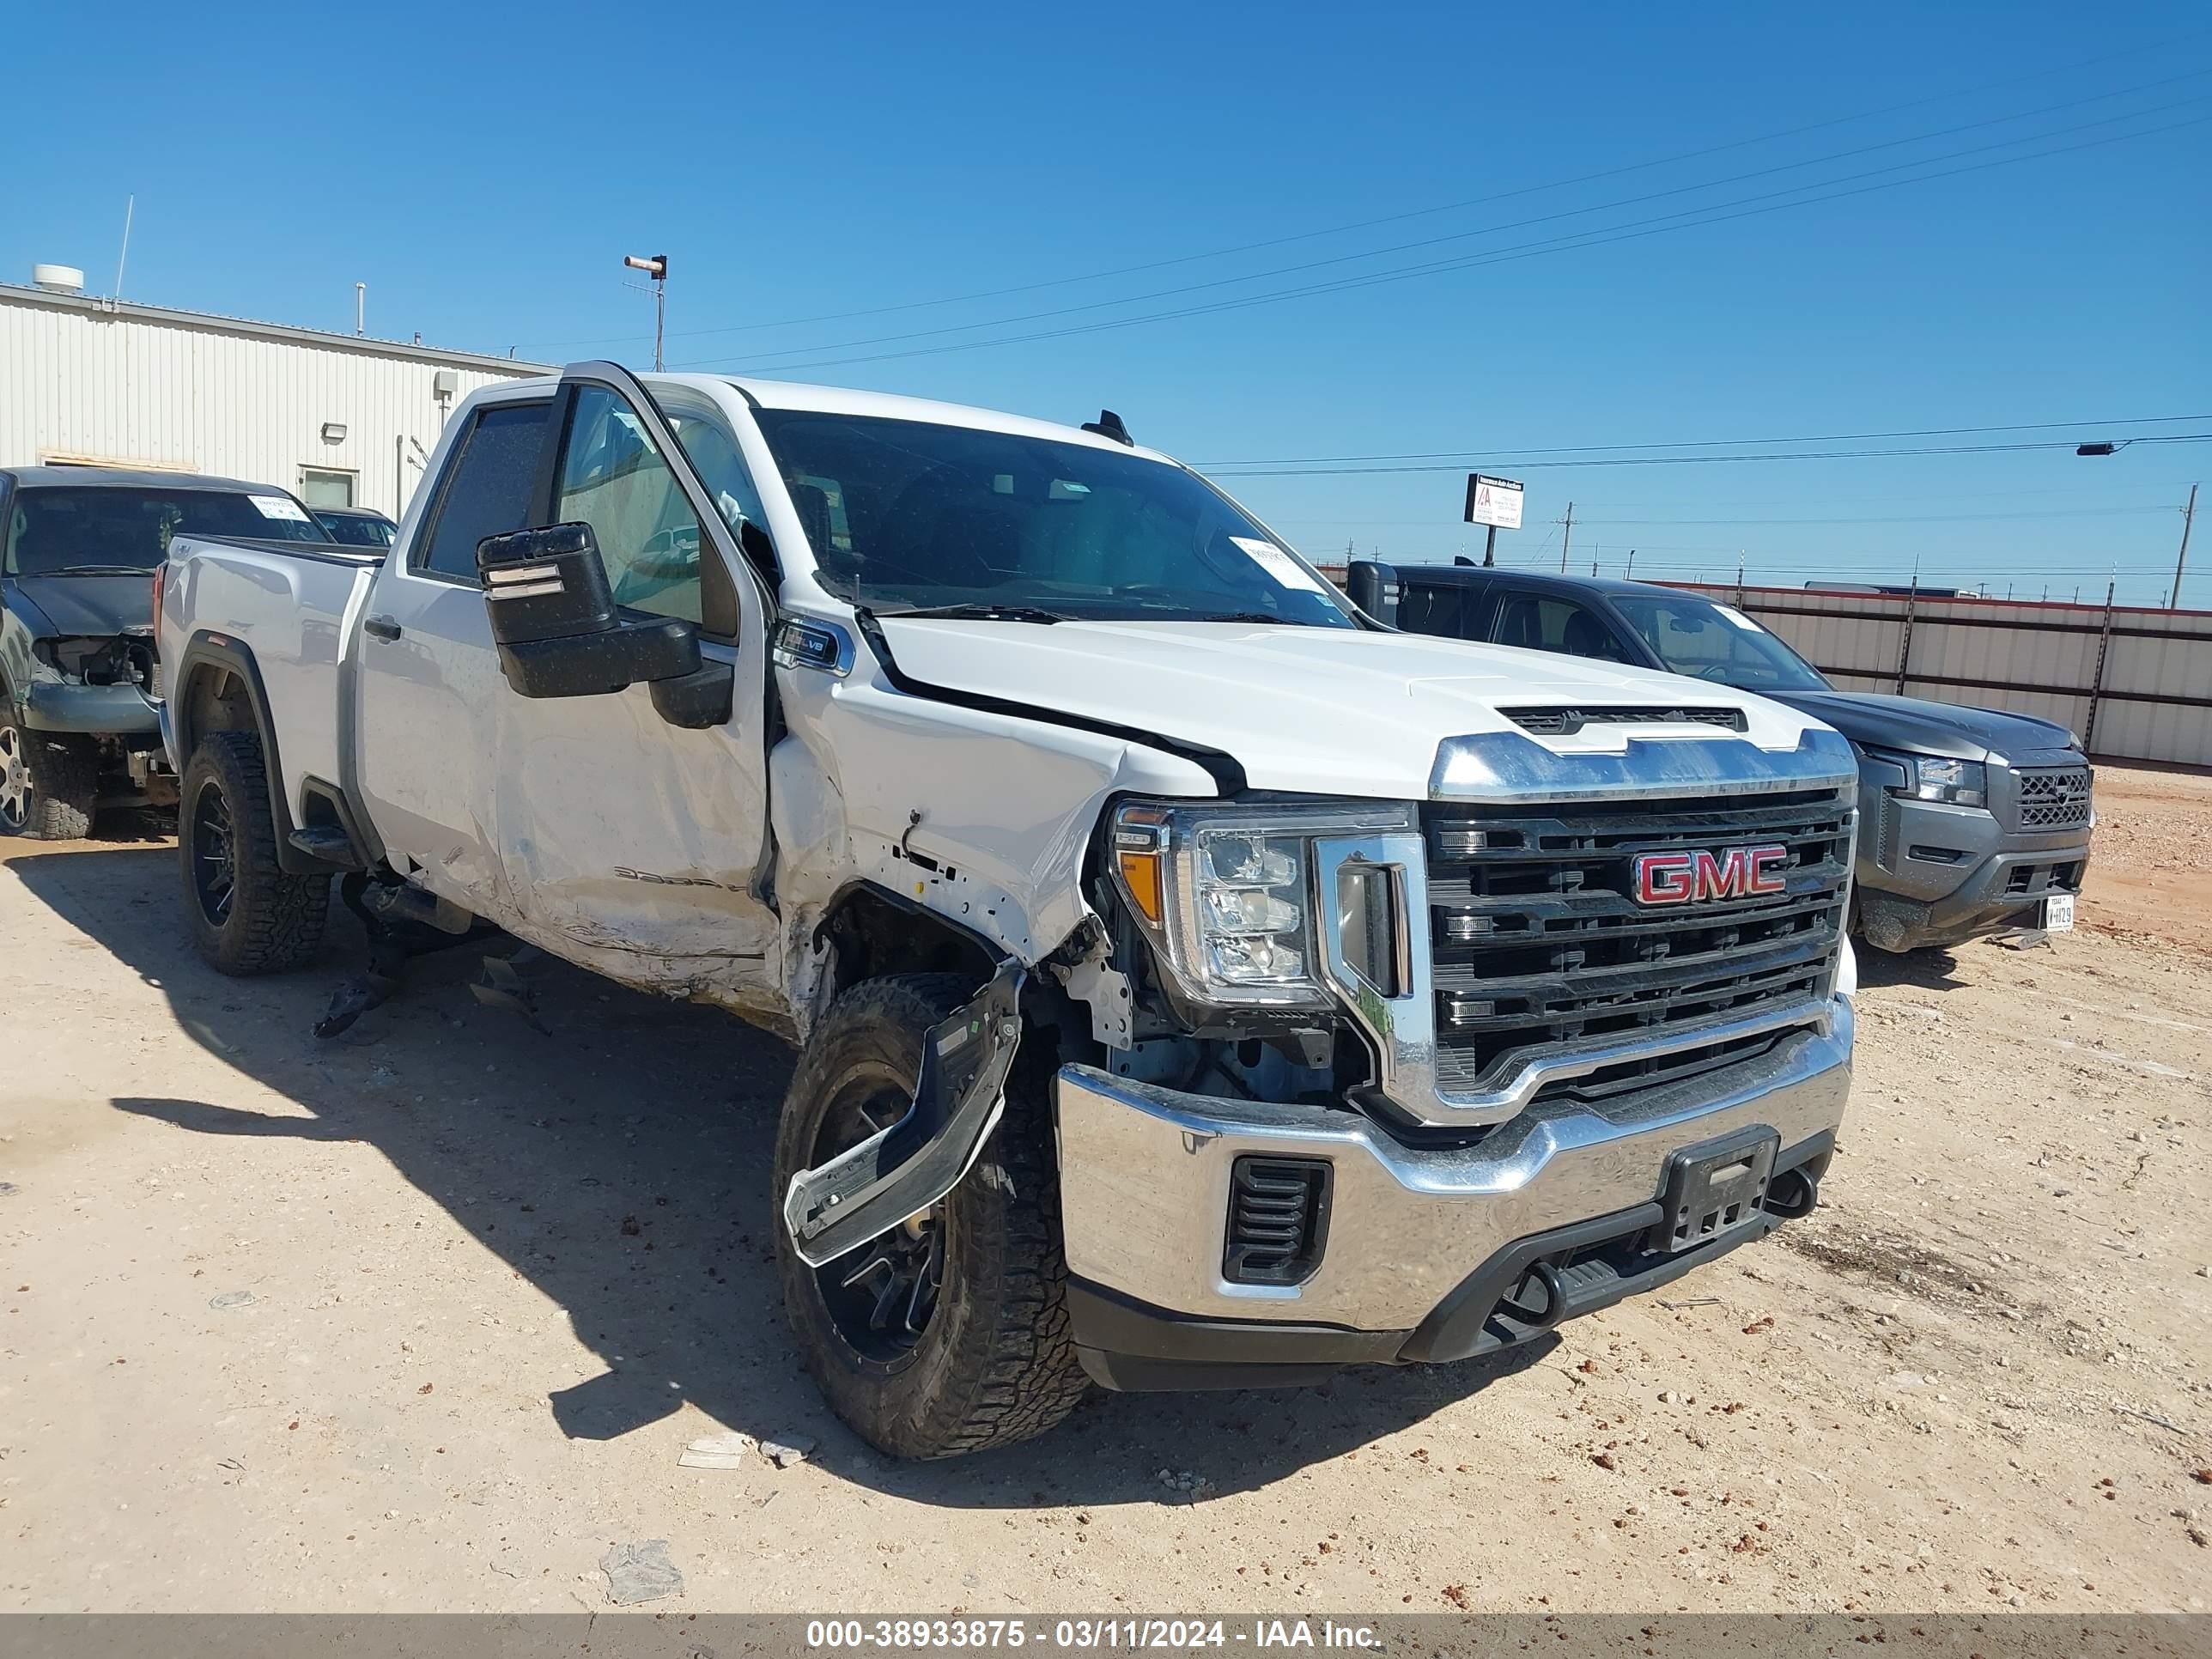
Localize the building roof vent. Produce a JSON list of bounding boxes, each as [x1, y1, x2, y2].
[[32, 264, 86, 295]]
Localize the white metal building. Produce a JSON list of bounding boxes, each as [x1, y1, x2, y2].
[[1, 273, 545, 520]]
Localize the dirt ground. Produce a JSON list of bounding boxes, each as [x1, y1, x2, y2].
[[2, 766, 2209, 1616]]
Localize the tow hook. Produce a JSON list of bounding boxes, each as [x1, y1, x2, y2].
[[782, 963, 1025, 1267]]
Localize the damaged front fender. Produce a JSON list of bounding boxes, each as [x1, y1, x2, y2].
[[781, 964, 1024, 1267]]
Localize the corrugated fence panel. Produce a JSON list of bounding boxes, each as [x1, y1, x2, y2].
[[1674, 583, 2212, 768]]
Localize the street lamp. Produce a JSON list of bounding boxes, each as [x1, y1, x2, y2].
[[623, 253, 668, 371], [2076, 440, 2197, 608]]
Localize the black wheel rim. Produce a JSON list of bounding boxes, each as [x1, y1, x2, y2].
[[809, 1065, 945, 1368], [190, 778, 236, 927]]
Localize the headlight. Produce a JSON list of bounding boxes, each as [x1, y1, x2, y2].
[[1905, 754, 1987, 808], [1109, 799, 1415, 1011]]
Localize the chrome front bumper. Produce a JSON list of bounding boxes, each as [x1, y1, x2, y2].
[[1054, 997, 1852, 1333]]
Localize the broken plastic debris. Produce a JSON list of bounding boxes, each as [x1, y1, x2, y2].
[[599, 1539, 683, 1605], [678, 1431, 757, 1469], [762, 1435, 817, 1468]]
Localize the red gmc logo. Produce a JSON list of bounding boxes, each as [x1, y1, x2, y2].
[[1633, 844, 1790, 906]]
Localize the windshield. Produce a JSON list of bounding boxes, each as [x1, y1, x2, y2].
[[313, 510, 397, 548], [750, 410, 1354, 626], [1613, 593, 1830, 692], [5, 485, 331, 575]]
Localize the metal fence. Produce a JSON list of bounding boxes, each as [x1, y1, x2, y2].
[[1672, 583, 2212, 767]]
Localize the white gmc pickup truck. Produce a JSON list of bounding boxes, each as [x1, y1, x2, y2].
[[156, 362, 1858, 1459]]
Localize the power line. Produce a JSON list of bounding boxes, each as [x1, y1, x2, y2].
[[703, 109, 2211, 375], [1574, 507, 2175, 526], [689, 82, 2208, 370], [1200, 413, 2212, 470], [520, 30, 2210, 353], [1212, 434, 2212, 477]]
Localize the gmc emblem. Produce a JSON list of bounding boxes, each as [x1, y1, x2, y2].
[[1633, 844, 1790, 906]]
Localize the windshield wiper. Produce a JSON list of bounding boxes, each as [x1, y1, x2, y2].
[[41, 564, 153, 576], [1184, 611, 1311, 626], [883, 602, 1066, 624]]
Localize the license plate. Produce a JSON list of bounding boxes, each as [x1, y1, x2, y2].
[[1658, 1126, 1780, 1254], [2042, 893, 2075, 933]]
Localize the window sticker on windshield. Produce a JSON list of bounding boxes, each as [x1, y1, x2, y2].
[[1715, 604, 1765, 632], [1231, 536, 1328, 594], [250, 495, 310, 522]]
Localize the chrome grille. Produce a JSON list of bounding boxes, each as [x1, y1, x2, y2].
[[2014, 766, 2092, 831], [1423, 787, 1852, 1094]]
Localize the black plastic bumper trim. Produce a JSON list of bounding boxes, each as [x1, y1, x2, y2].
[[1066, 1279, 1407, 1393], [1400, 1128, 1835, 1364]]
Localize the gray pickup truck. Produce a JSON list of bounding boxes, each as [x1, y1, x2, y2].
[[1356, 562, 2093, 954], [1, 466, 331, 837]]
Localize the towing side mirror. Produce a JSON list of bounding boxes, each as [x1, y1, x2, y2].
[[1346, 559, 1401, 627], [477, 522, 701, 700]]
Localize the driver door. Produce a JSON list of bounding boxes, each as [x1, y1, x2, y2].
[[485, 368, 780, 1006]]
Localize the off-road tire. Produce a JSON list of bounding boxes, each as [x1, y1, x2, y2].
[[0, 711, 98, 840], [179, 728, 330, 975], [774, 973, 1089, 1459]]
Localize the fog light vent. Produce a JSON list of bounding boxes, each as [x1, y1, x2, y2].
[[1224, 1156, 1332, 1285]]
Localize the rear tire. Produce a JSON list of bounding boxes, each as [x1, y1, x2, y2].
[[774, 974, 1088, 1459], [0, 712, 98, 840], [179, 729, 329, 975]]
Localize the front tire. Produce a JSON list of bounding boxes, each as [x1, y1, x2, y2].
[[0, 712, 97, 840], [179, 729, 330, 975], [774, 974, 1087, 1459]]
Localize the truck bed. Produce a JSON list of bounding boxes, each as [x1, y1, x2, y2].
[[159, 534, 383, 823]]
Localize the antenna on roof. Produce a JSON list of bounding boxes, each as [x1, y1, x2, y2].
[[112, 195, 134, 304], [1082, 410, 1133, 447]]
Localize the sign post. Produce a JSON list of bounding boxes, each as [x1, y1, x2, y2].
[[1463, 473, 1524, 566]]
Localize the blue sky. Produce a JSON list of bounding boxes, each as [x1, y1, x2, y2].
[[7, 1, 2208, 602]]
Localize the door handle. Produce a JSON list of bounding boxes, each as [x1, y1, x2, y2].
[[363, 616, 403, 641]]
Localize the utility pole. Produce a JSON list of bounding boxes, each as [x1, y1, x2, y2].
[[623, 253, 669, 370], [1558, 501, 1574, 573], [2172, 483, 2198, 610]]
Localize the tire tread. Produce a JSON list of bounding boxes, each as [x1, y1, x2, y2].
[[180, 729, 329, 975]]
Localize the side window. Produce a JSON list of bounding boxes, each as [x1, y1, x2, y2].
[[556, 386, 703, 625], [1398, 580, 1464, 638], [1494, 595, 1634, 663], [418, 401, 553, 580]]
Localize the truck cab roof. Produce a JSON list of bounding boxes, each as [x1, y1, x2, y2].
[[2, 465, 295, 495]]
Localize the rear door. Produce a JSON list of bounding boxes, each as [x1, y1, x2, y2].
[[1397, 576, 1499, 642], [483, 367, 779, 1000], [355, 391, 554, 915]]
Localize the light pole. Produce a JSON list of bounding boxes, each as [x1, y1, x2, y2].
[[2076, 439, 2198, 609], [623, 253, 668, 370]]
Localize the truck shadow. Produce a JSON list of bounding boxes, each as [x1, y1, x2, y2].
[[12, 840, 1554, 1510], [1852, 946, 1968, 992]]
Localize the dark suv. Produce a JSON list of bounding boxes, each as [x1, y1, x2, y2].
[[1, 467, 331, 836], [1355, 560, 2093, 954]]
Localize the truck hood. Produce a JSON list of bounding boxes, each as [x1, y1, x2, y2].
[[1762, 689, 2078, 764], [877, 618, 1838, 799], [9, 574, 154, 640]]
